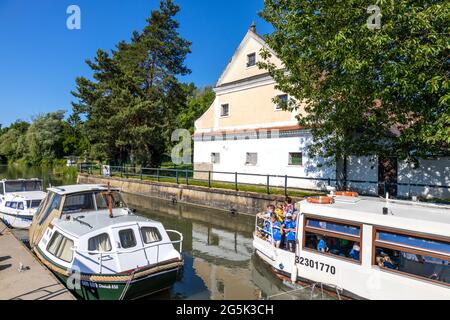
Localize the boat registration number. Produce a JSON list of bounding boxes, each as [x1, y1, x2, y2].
[[295, 256, 336, 275]]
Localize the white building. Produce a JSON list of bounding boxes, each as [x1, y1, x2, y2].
[[193, 24, 450, 199]]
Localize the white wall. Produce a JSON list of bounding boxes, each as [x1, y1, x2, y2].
[[194, 135, 335, 190]]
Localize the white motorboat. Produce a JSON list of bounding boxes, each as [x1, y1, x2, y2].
[[253, 192, 450, 300], [0, 179, 46, 229], [29, 184, 184, 300]]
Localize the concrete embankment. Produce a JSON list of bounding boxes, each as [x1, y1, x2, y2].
[[0, 221, 75, 300], [78, 173, 302, 214]]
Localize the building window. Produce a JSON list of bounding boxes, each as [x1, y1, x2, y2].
[[373, 228, 449, 285], [245, 153, 258, 166], [247, 53, 256, 67], [211, 153, 220, 164], [221, 104, 229, 117], [275, 94, 288, 110], [303, 216, 362, 264], [289, 152, 303, 166]]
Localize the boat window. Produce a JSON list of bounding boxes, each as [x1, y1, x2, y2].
[[119, 229, 136, 249], [4, 180, 43, 193], [5, 202, 11, 207], [10, 202, 18, 209], [303, 216, 362, 263], [27, 200, 42, 209], [38, 192, 62, 225], [377, 231, 450, 255], [47, 231, 74, 263], [374, 228, 449, 286], [306, 219, 360, 237], [88, 233, 112, 253], [95, 191, 126, 210], [17, 202, 24, 210], [141, 227, 162, 244], [62, 193, 95, 214]]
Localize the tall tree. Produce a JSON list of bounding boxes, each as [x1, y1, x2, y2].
[[72, 0, 191, 166], [25, 111, 66, 165], [259, 1, 449, 165]]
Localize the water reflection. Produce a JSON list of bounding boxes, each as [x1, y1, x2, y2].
[[124, 193, 334, 300], [0, 165, 77, 188]]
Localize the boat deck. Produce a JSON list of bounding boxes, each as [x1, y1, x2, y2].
[[0, 220, 75, 300]]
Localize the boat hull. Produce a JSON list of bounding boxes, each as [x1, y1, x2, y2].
[[33, 246, 183, 300], [0, 211, 33, 229], [54, 267, 182, 300]]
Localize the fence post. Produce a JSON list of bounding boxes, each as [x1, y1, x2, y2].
[[266, 175, 270, 195], [328, 178, 331, 186], [157, 168, 160, 182], [235, 172, 238, 191], [120, 166, 123, 178], [208, 171, 211, 188], [99, 165, 102, 176], [284, 175, 288, 196], [176, 170, 179, 184], [185, 169, 189, 185], [140, 168, 143, 180]]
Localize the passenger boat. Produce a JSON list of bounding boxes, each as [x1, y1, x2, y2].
[[0, 179, 46, 229], [253, 193, 450, 300], [29, 184, 184, 300]]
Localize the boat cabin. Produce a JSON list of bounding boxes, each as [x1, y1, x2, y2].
[[0, 179, 43, 199], [253, 195, 450, 299]]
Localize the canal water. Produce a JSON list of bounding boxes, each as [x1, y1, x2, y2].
[[0, 166, 333, 300]]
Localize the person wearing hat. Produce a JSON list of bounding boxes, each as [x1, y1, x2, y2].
[[283, 212, 297, 252]]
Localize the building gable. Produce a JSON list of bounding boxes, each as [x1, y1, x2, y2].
[[216, 26, 283, 87]]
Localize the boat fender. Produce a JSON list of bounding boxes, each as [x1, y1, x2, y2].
[[291, 264, 298, 283]]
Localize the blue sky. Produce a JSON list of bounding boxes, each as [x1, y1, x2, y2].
[[0, 0, 272, 126]]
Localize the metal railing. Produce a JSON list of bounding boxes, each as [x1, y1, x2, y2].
[[78, 163, 450, 199], [72, 229, 183, 274]]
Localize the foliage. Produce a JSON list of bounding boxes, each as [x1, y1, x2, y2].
[[71, 0, 192, 166], [259, 0, 450, 161], [177, 84, 215, 134]]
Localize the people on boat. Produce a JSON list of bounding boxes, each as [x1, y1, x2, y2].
[[317, 235, 329, 253], [376, 254, 398, 270], [269, 213, 282, 248], [275, 204, 285, 222], [349, 243, 361, 260], [283, 212, 296, 252], [283, 197, 294, 216]]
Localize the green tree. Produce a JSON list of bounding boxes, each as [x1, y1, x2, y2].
[[0, 121, 30, 162], [72, 0, 191, 166], [25, 111, 66, 165], [259, 1, 449, 164], [177, 84, 215, 134]]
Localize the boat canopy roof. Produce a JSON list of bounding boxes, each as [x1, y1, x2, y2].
[[299, 196, 450, 237], [47, 184, 119, 196], [54, 210, 158, 238], [6, 191, 47, 200]]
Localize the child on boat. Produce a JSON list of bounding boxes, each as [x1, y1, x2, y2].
[[349, 243, 360, 260], [283, 212, 296, 252], [269, 213, 282, 248], [275, 204, 285, 222], [283, 197, 294, 216]]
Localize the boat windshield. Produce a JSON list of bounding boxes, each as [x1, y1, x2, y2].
[[5, 180, 43, 193], [61, 191, 127, 214], [95, 191, 126, 210]]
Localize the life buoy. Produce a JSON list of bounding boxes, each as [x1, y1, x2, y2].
[[307, 196, 334, 204], [334, 191, 359, 197]]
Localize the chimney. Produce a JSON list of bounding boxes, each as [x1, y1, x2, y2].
[[249, 21, 256, 33]]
